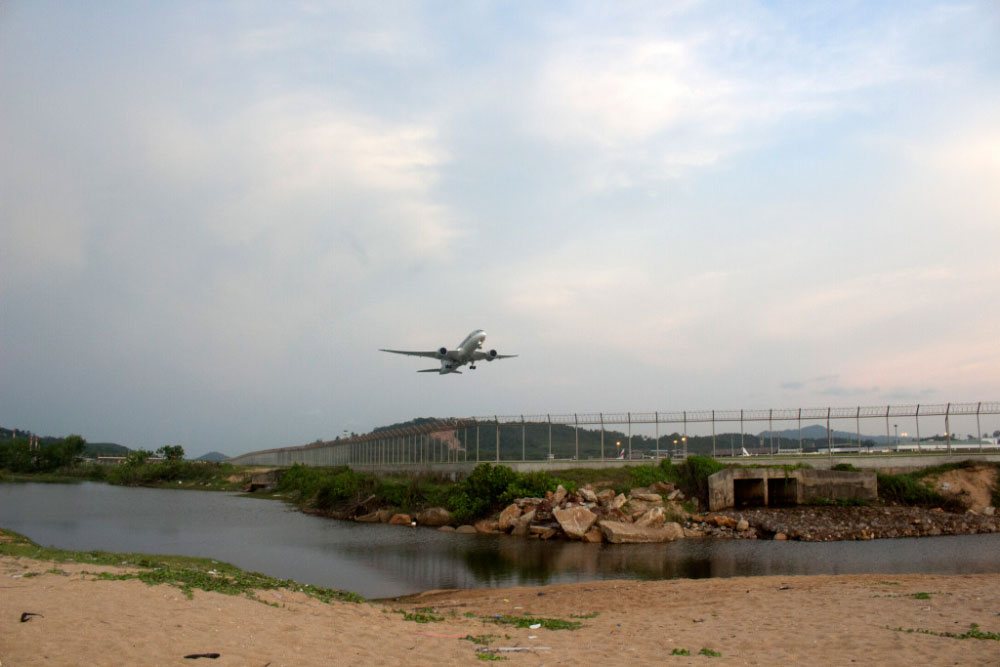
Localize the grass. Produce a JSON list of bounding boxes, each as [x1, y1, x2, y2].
[[0, 527, 362, 605], [886, 623, 1000, 641], [699, 648, 722, 657], [476, 654, 507, 662], [463, 634, 499, 646], [671, 648, 691, 656], [398, 607, 445, 623], [486, 614, 582, 630], [912, 592, 932, 600]]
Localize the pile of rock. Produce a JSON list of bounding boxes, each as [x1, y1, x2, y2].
[[470, 482, 693, 544], [718, 506, 1000, 541]]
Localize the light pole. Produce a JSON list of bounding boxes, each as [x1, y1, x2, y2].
[[681, 435, 688, 458], [894, 424, 898, 448], [672, 438, 678, 460]]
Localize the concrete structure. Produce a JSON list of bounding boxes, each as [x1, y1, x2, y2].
[[708, 468, 877, 511]]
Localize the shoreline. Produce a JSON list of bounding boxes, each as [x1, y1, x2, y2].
[[2, 544, 998, 665]]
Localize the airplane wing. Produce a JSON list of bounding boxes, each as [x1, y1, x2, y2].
[[379, 349, 443, 359], [471, 350, 518, 361]]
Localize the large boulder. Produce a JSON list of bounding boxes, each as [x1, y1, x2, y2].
[[630, 492, 663, 503], [553, 506, 598, 539], [553, 485, 568, 505], [389, 513, 412, 526], [610, 493, 627, 510], [356, 509, 393, 523], [455, 525, 478, 534], [579, 487, 599, 503], [599, 520, 685, 544], [596, 489, 616, 505], [635, 507, 666, 527], [582, 527, 604, 543], [416, 507, 452, 527], [498, 503, 522, 532], [651, 481, 675, 494], [474, 518, 500, 534], [511, 509, 536, 537]]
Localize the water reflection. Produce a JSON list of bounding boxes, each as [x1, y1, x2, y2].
[[1, 482, 998, 599]]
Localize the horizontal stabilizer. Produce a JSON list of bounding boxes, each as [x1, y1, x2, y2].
[[417, 368, 440, 373]]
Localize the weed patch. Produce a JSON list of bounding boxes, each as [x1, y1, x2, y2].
[[486, 614, 582, 630], [399, 607, 445, 623], [886, 623, 1000, 641]]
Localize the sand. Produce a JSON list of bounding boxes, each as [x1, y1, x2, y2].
[[2, 554, 998, 666]]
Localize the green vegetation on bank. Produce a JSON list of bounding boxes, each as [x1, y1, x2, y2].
[[0, 527, 362, 604], [275, 456, 725, 523], [876, 460, 1000, 509]]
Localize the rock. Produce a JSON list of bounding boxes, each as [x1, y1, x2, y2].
[[553, 506, 598, 539], [635, 507, 666, 527], [774, 532, 787, 541], [529, 524, 559, 540], [667, 489, 685, 501], [610, 493, 627, 510], [582, 527, 604, 543], [736, 519, 750, 532], [511, 510, 536, 537], [438, 525, 456, 532], [599, 520, 684, 543], [651, 481, 675, 494], [533, 499, 554, 521], [596, 489, 616, 505], [711, 514, 737, 529], [389, 513, 412, 526], [630, 492, 663, 503], [626, 500, 658, 517], [984, 506, 996, 517], [355, 511, 381, 523], [455, 525, 478, 534], [416, 507, 452, 527], [683, 527, 704, 538], [474, 519, 500, 534], [498, 503, 522, 532], [553, 485, 568, 505], [579, 487, 598, 503]]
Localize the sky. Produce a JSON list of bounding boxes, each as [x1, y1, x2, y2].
[[2, 1, 999, 457]]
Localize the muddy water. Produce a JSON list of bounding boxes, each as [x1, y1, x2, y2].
[[2, 482, 998, 598]]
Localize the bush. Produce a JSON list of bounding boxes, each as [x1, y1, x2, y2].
[[277, 465, 374, 510], [831, 463, 860, 472], [672, 455, 724, 504], [447, 464, 518, 523], [876, 472, 950, 507]]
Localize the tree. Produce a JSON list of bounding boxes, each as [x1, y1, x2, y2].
[[156, 445, 185, 461], [125, 449, 152, 466], [63, 434, 87, 460], [993, 430, 1000, 438]]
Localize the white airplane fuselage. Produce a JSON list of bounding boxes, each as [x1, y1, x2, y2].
[[379, 329, 516, 375]]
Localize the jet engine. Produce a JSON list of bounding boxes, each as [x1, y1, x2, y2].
[[438, 347, 448, 358], [487, 349, 498, 360]]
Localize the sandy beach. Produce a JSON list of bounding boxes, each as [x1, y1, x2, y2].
[[2, 553, 998, 666]]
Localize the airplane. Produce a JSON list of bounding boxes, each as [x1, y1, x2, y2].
[[379, 329, 517, 374]]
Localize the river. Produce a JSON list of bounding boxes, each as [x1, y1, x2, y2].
[[2, 482, 998, 598]]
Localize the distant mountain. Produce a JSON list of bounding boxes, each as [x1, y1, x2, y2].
[[195, 451, 229, 462], [760, 424, 894, 444]]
